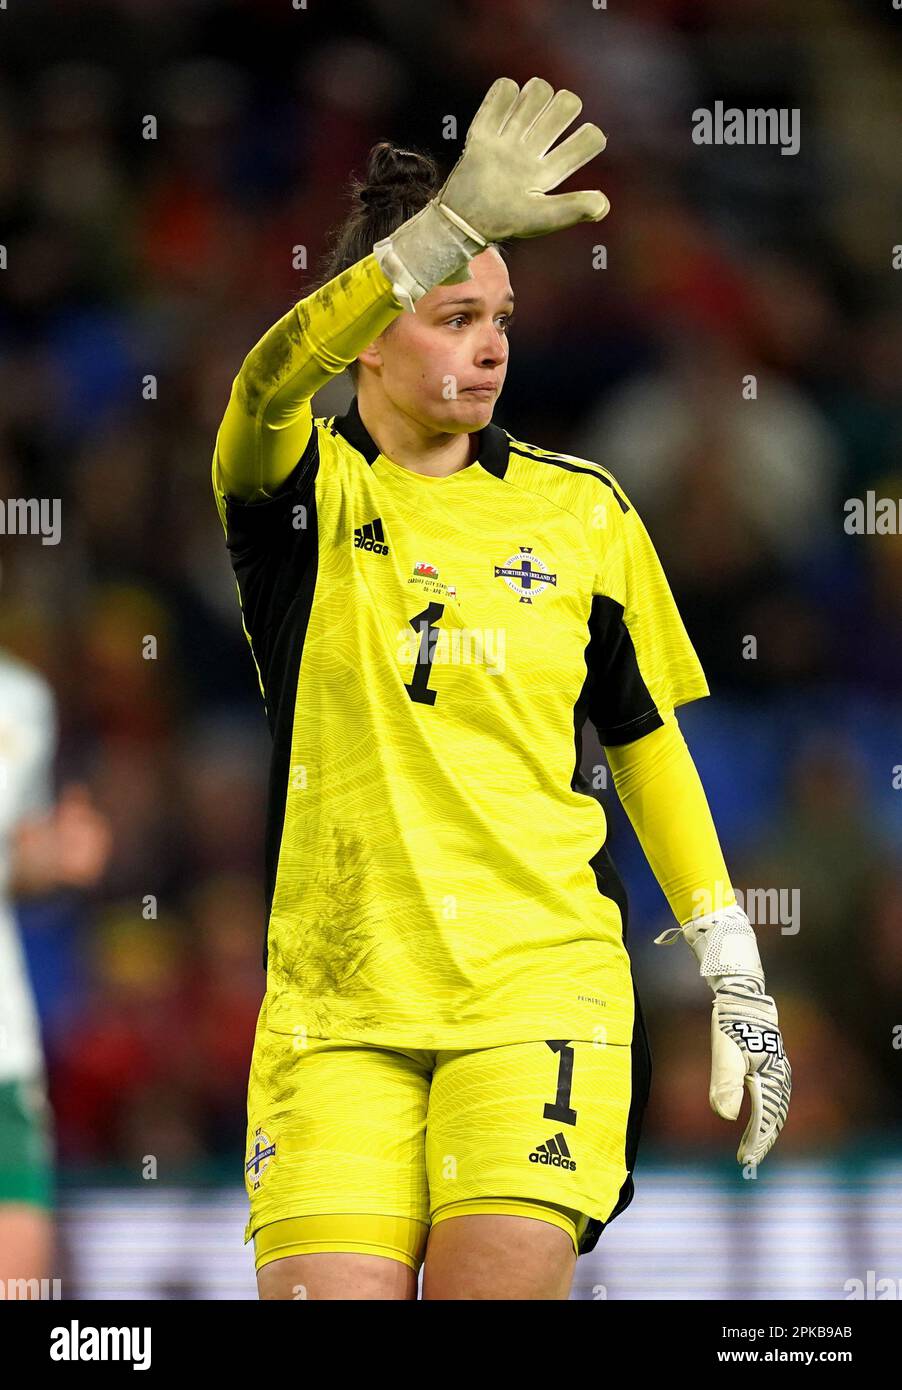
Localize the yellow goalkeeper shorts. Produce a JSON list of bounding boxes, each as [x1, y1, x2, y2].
[[244, 989, 650, 1273]]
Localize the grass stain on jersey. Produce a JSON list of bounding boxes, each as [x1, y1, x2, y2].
[[269, 825, 383, 1034], [236, 300, 314, 419]]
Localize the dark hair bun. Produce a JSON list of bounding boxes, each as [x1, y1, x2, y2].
[[356, 141, 438, 211], [358, 184, 397, 210]]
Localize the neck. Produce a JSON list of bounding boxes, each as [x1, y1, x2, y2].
[[356, 388, 477, 477]]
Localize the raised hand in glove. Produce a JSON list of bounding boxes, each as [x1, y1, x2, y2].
[[374, 75, 609, 312]]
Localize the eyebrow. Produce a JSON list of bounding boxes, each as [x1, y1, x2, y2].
[[437, 292, 515, 308]]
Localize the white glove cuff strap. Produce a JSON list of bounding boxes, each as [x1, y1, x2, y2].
[[655, 907, 764, 981], [373, 201, 486, 314], [371, 239, 422, 315], [434, 200, 489, 249]]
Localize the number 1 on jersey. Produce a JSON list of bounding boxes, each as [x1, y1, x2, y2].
[[404, 602, 444, 706]]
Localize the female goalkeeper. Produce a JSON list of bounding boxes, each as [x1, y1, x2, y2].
[[213, 77, 791, 1301]]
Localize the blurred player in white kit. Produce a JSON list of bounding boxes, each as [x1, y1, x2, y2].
[[0, 647, 110, 1289]]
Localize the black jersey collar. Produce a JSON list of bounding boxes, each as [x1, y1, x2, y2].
[[332, 395, 509, 480]]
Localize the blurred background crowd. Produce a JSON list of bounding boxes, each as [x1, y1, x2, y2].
[[0, 0, 900, 1197]]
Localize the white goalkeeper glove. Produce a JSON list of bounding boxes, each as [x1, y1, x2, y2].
[[374, 75, 609, 312], [655, 904, 791, 1165]]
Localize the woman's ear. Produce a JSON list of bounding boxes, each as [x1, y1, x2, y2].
[[356, 339, 384, 371]]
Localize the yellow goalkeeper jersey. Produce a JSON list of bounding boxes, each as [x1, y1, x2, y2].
[[213, 270, 709, 1050]]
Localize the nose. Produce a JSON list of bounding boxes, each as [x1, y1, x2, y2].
[[476, 324, 508, 366]]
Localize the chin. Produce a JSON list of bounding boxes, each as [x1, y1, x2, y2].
[[449, 392, 496, 424]]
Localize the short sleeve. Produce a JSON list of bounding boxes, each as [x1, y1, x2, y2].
[[584, 481, 709, 746]]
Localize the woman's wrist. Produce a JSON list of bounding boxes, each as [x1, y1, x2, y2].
[[373, 200, 487, 313]]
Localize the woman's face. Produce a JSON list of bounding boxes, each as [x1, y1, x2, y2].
[[360, 247, 514, 433]]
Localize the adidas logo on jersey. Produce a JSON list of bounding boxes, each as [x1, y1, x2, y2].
[[354, 517, 389, 555], [529, 1132, 577, 1171]]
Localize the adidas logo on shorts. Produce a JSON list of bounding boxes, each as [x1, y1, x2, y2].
[[354, 516, 389, 555], [529, 1131, 577, 1171]]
